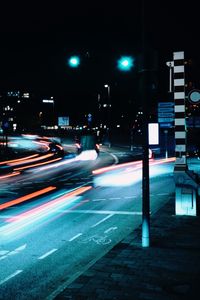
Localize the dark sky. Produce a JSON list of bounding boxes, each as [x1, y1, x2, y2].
[[0, 1, 199, 115]]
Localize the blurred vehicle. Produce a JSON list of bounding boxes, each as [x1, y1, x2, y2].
[[48, 142, 64, 156], [75, 133, 99, 155]]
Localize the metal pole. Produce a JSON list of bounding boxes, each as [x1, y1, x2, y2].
[[141, 0, 150, 248], [164, 129, 168, 159]]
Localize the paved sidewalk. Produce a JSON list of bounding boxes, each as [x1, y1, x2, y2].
[[52, 189, 200, 299]]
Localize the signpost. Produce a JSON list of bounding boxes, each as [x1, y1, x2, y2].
[[158, 102, 174, 128], [188, 89, 200, 104]]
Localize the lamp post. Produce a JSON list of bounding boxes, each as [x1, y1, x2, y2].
[[104, 84, 111, 147]]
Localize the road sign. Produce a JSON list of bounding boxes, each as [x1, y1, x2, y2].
[[158, 112, 174, 118], [158, 102, 174, 107], [160, 123, 173, 128], [158, 117, 174, 123], [88, 113, 92, 122], [158, 107, 174, 113], [188, 89, 200, 104]]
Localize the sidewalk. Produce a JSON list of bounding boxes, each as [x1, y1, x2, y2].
[[51, 160, 200, 300]]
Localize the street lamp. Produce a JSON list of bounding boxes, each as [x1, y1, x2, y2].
[[68, 56, 80, 68], [117, 56, 134, 71]]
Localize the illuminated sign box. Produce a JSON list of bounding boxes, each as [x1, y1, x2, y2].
[[148, 123, 159, 145], [58, 117, 69, 126]]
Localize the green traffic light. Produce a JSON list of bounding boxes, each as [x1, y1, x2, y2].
[[68, 56, 80, 68], [117, 56, 134, 71]]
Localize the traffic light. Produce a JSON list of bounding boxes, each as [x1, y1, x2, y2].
[[68, 56, 80, 68], [117, 56, 134, 71]]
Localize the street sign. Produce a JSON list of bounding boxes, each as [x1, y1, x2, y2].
[[88, 113, 92, 122], [188, 89, 200, 104], [160, 123, 173, 128], [158, 112, 174, 118], [158, 107, 174, 112], [158, 117, 174, 123], [158, 102, 174, 107]]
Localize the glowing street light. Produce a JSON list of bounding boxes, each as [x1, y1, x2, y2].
[[68, 56, 80, 68], [117, 56, 134, 71]]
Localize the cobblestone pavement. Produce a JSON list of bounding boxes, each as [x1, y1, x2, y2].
[[49, 159, 200, 300]]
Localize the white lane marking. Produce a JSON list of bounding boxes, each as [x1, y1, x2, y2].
[[108, 153, 119, 164], [0, 244, 27, 261], [0, 250, 9, 256], [9, 244, 27, 254], [104, 226, 118, 234], [92, 198, 106, 202], [38, 249, 57, 260], [92, 196, 138, 201], [91, 214, 114, 228], [0, 270, 23, 285], [58, 209, 142, 215], [68, 233, 83, 242], [157, 193, 169, 196]]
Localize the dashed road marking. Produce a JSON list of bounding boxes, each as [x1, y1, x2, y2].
[[0, 244, 27, 261], [91, 214, 114, 228], [92, 198, 106, 202], [38, 249, 57, 260], [0, 270, 23, 285], [0, 250, 9, 256], [68, 233, 83, 242]]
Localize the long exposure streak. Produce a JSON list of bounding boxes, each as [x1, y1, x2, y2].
[[0, 186, 56, 210], [13, 157, 61, 171]]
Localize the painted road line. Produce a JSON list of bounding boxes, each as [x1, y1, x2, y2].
[[92, 198, 106, 202], [0, 270, 23, 285], [0, 244, 27, 261], [157, 193, 170, 196], [91, 214, 114, 228], [57, 209, 142, 215], [68, 233, 83, 242], [38, 249, 57, 260], [0, 250, 9, 256], [109, 197, 121, 200]]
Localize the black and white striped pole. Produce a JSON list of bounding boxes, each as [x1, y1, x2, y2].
[[173, 51, 187, 171], [171, 51, 198, 216]]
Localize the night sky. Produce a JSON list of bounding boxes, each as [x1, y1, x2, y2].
[[0, 1, 199, 116]]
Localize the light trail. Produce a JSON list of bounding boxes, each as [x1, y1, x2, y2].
[[93, 157, 175, 175], [13, 157, 61, 171], [0, 171, 20, 180], [1, 186, 92, 237], [8, 153, 54, 167], [0, 186, 56, 210], [93, 157, 175, 187], [0, 154, 39, 165]]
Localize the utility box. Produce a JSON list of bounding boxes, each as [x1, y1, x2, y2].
[[174, 169, 200, 216]]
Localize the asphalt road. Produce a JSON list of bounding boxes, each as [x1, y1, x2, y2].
[[0, 147, 175, 299]]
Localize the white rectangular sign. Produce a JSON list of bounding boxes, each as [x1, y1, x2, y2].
[[148, 123, 159, 145]]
